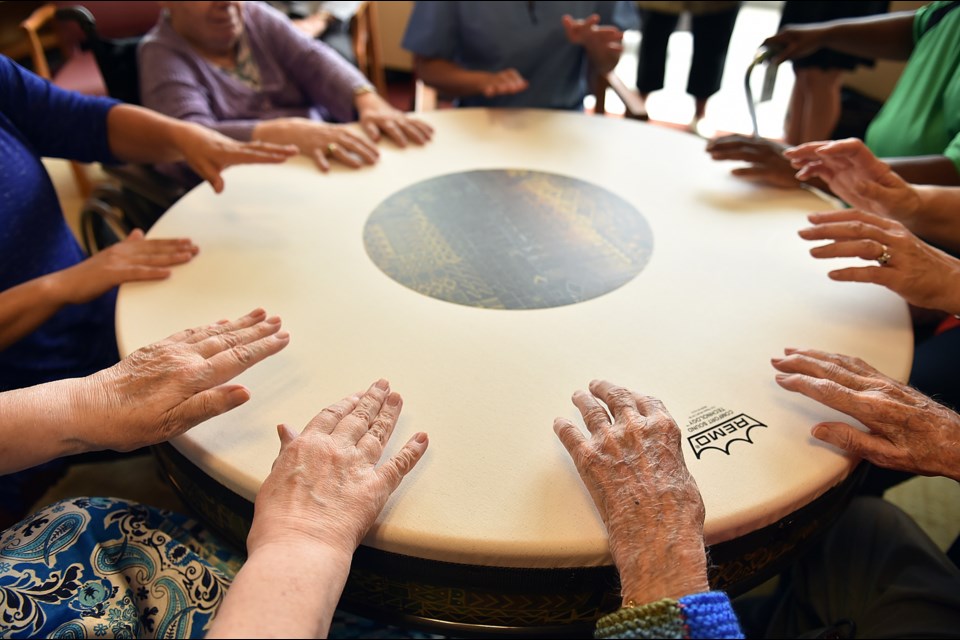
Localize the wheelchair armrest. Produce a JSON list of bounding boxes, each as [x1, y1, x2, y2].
[[103, 164, 188, 210]]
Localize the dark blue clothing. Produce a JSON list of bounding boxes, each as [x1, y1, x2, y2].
[[402, 1, 637, 110], [0, 55, 119, 391]]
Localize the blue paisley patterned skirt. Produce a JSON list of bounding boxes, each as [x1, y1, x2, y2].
[[0, 497, 241, 638]]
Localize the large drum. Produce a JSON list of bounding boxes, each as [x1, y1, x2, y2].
[[118, 109, 913, 636]]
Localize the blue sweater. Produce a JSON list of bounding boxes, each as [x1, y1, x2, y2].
[[0, 55, 119, 390]]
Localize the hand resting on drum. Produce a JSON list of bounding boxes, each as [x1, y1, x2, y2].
[[772, 348, 960, 482], [797, 209, 960, 315], [0, 308, 290, 475], [706, 134, 805, 189], [555, 380, 744, 637], [786, 138, 960, 255], [554, 382, 712, 599], [208, 379, 429, 638]]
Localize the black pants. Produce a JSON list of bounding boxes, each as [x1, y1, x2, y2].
[[734, 497, 960, 638], [636, 7, 740, 100]]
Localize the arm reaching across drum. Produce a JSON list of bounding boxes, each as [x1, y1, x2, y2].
[[554, 379, 743, 638], [798, 209, 960, 315], [772, 348, 960, 482], [207, 379, 429, 639], [787, 138, 960, 254], [0, 309, 290, 474], [107, 104, 298, 193]]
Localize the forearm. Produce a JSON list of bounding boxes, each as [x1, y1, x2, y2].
[[910, 185, 960, 259], [251, 118, 312, 148], [615, 538, 710, 606], [812, 12, 916, 61], [413, 57, 492, 98], [207, 541, 351, 638], [0, 271, 75, 351], [582, 43, 619, 77], [106, 104, 197, 164], [0, 378, 91, 474]]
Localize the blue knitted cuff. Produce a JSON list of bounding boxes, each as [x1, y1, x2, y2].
[[593, 591, 743, 639], [678, 591, 744, 639]]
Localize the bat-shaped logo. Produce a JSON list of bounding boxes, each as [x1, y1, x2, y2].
[[687, 414, 767, 459]]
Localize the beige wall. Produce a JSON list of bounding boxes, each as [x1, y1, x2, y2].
[[378, 1, 415, 71]]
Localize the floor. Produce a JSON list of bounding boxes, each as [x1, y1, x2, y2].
[[37, 0, 957, 573]]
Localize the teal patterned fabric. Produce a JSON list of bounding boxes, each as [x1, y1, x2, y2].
[[0, 498, 242, 638]]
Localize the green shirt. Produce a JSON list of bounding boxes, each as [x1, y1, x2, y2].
[[864, 1, 960, 172]]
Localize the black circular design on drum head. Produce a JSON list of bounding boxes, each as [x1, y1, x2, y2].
[[363, 170, 653, 310]]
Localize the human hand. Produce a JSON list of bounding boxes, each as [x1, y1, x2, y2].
[[562, 14, 624, 73], [476, 68, 529, 98], [247, 379, 429, 558], [762, 24, 828, 65], [355, 91, 434, 147], [772, 348, 960, 481], [78, 309, 290, 452], [172, 122, 297, 193], [706, 134, 799, 188], [54, 229, 198, 304], [798, 209, 960, 314], [785, 138, 921, 220], [554, 380, 709, 604]]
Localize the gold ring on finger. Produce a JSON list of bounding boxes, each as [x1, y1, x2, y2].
[[326, 142, 338, 156], [876, 244, 892, 266]]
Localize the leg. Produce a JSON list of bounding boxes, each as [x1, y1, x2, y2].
[[636, 9, 680, 96], [908, 324, 960, 413], [757, 497, 960, 638], [687, 6, 740, 117]]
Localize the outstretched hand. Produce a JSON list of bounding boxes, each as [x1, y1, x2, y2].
[[82, 308, 290, 452], [554, 380, 709, 604], [355, 92, 435, 148], [772, 348, 960, 481], [562, 14, 624, 74], [248, 379, 429, 558], [55, 229, 198, 303], [706, 134, 799, 188], [798, 208, 960, 314], [785, 138, 921, 220], [174, 122, 298, 192]]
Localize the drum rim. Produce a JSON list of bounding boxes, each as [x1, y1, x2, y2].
[[154, 442, 865, 634]]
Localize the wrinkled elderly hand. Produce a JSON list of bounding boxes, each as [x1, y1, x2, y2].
[[286, 120, 381, 172], [772, 349, 960, 481], [247, 379, 429, 558], [562, 14, 624, 74], [81, 309, 290, 451], [785, 138, 921, 220], [173, 122, 297, 193], [706, 134, 799, 188], [554, 380, 709, 604], [355, 91, 434, 148], [54, 229, 198, 304], [798, 209, 960, 314]]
